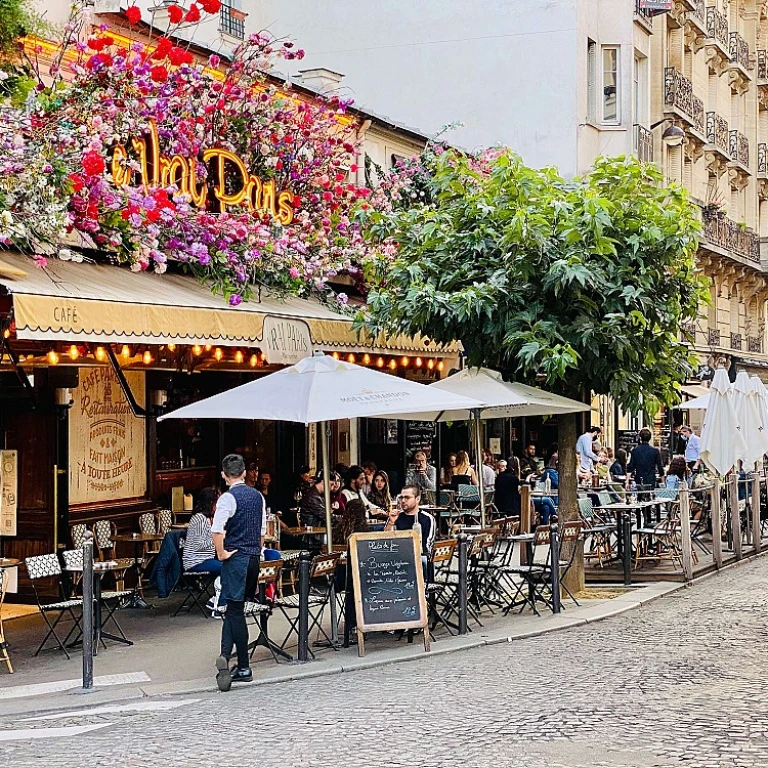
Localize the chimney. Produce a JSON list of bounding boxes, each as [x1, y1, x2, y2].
[[298, 68, 344, 92]]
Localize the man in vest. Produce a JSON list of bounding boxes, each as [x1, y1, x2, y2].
[[212, 453, 266, 692]]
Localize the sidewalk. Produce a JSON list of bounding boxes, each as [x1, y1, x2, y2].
[[0, 580, 680, 717]]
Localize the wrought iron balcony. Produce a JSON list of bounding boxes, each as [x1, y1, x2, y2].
[[759, 142, 767, 177], [706, 6, 729, 50], [729, 130, 749, 166], [219, 0, 245, 39], [634, 124, 654, 163], [706, 111, 729, 156], [664, 68, 705, 134], [731, 332, 743, 350], [634, 0, 654, 27], [730, 31, 752, 71], [701, 212, 760, 264], [689, 0, 706, 28], [748, 336, 763, 353], [760, 50, 768, 81], [707, 328, 721, 347], [682, 322, 697, 341]]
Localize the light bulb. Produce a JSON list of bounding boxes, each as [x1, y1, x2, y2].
[[2, 329, 9, 339], [121, 345, 130, 358], [167, 343, 176, 352], [192, 344, 202, 356], [250, 354, 258, 367], [143, 350, 152, 364], [47, 350, 59, 365], [68, 345, 79, 360], [376, 357, 384, 368], [347, 353, 355, 363], [235, 350, 244, 364], [415, 357, 423, 367], [214, 347, 223, 361], [332, 351, 340, 360], [204, 344, 212, 352], [389, 359, 397, 370], [363, 353, 371, 365], [437, 361, 444, 371], [427, 359, 435, 370], [401, 356, 409, 367], [95, 346, 106, 361]]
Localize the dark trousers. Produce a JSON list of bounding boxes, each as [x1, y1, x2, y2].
[[221, 554, 260, 669]]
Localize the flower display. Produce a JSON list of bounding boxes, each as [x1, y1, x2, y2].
[[0, 1, 375, 304]]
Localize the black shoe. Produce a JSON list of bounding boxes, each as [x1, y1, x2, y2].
[[215, 655, 232, 692], [231, 667, 253, 683]]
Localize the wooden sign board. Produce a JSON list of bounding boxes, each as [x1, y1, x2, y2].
[[0, 450, 18, 537], [349, 530, 429, 656]]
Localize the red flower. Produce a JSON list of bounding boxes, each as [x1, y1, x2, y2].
[[150, 65, 168, 82], [81, 152, 105, 177], [167, 4, 184, 23], [168, 46, 188, 66], [185, 3, 201, 22], [200, 0, 221, 12], [87, 37, 107, 51], [68, 173, 85, 192], [125, 4, 141, 24], [151, 37, 173, 59]]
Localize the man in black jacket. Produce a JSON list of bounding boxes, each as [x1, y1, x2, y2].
[[627, 428, 664, 489]]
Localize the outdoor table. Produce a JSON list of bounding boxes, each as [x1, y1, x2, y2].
[[113, 532, 164, 608], [0, 558, 21, 568], [65, 560, 133, 650]]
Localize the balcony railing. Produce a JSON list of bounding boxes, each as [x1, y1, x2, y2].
[[219, 0, 245, 39], [708, 328, 721, 347], [759, 49, 768, 80], [731, 332, 743, 350], [634, 124, 654, 163], [682, 322, 697, 341], [634, 0, 654, 24], [690, 0, 705, 27], [759, 142, 767, 176], [701, 213, 761, 263], [729, 130, 749, 166], [664, 68, 705, 134], [730, 31, 752, 71], [706, 6, 729, 50], [706, 111, 729, 155], [748, 336, 763, 353]]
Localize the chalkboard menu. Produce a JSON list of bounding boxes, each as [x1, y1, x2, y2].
[[405, 420, 436, 461], [616, 430, 640, 456], [349, 530, 429, 656]]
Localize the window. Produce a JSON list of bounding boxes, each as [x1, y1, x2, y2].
[[587, 39, 597, 121], [220, 0, 245, 40], [602, 46, 620, 123], [633, 54, 647, 125]]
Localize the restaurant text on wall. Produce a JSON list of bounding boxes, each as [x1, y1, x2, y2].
[[0, 450, 18, 537], [261, 316, 312, 365], [70, 368, 147, 505], [111, 121, 296, 223]]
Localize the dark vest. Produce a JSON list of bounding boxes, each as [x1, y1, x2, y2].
[[223, 484, 263, 556]]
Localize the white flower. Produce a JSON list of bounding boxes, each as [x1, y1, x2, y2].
[[58, 248, 73, 261]]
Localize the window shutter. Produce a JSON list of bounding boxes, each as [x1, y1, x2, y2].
[[587, 40, 596, 121]]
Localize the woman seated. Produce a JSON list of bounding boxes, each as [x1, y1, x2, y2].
[[183, 487, 222, 575], [665, 456, 689, 491], [366, 470, 392, 513]]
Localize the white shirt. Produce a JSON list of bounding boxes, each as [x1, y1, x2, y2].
[[477, 464, 495, 491], [685, 433, 701, 463], [211, 481, 267, 536], [576, 432, 599, 471]]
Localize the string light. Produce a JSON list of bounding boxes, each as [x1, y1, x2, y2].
[[260, 352, 266, 362], [192, 344, 202, 356], [235, 350, 244, 364], [347, 353, 355, 363], [47, 350, 59, 365], [437, 361, 445, 372], [167, 343, 176, 352], [204, 344, 212, 352], [214, 347, 223, 361], [401, 356, 409, 367], [121, 345, 130, 359], [427, 359, 435, 370], [376, 356, 384, 368], [332, 351, 340, 360], [249, 354, 258, 368], [142, 350, 152, 365], [363, 353, 371, 365], [415, 357, 423, 367], [18, 354, 25, 362], [95, 346, 107, 362], [2, 329, 9, 339], [68, 345, 79, 360], [389, 359, 397, 370]]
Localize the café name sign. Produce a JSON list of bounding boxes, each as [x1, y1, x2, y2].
[[111, 121, 296, 224]]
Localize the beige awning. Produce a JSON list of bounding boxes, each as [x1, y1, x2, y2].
[[680, 383, 711, 399], [0, 250, 456, 356]]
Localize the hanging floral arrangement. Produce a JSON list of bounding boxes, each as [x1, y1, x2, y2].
[[0, 1, 373, 305]]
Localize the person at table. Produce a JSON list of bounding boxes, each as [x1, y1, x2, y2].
[[496, 459, 508, 474], [519, 444, 539, 479], [610, 448, 628, 481], [577, 426, 602, 473], [494, 457, 521, 516], [367, 470, 392, 511], [475, 457, 496, 492], [595, 450, 611, 482], [533, 455, 558, 525], [665, 456, 689, 491], [244, 461, 259, 488], [681, 426, 701, 471], [183, 487, 223, 576], [384, 485, 436, 578], [440, 453, 457, 487], [334, 498, 370, 542], [329, 471, 346, 514], [256, 469, 273, 506], [342, 465, 386, 520], [405, 450, 437, 493], [362, 461, 377, 495], [299, 471, 332, 530], [212, 453, 266, 692], [627, 428, 664, 490], [453, 450, 477, 486]]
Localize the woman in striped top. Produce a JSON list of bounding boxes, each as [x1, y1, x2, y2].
[[183, 487, 222, 574]]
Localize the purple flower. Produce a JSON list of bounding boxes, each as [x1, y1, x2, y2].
[[229, 294, 242, 306]]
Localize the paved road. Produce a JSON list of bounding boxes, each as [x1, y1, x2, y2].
[[4, 557, 768, 768]]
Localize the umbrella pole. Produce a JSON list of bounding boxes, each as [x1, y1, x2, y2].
[[321, 420, 333, 554], [473, 409, 486, 528]]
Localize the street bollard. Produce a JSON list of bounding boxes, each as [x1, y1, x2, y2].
[[549, 518, 561, 614], [457, 533, 469, 636], [297, 550, 312, 663], [82, 531, 95, 690], [621, 513, 632, 586]]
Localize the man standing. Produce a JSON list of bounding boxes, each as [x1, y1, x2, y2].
[[627, 428, 664, 489], [681, 426, 700, 470], [212, 454, 266, 692], [576, 426, 602, 472], [405, 450, 437, 493]]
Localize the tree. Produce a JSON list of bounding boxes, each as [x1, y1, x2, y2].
[[359, 148, 707, 588]]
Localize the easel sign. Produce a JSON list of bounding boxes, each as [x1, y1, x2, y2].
[[349, 530, 430, 656]]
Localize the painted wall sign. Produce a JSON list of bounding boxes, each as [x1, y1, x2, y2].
[[639, 0, 671, 9], [0, 450, 18, 537], [70, 368, 147, 505], [261, 316, 312, 365], [111, 121, 296, 222]]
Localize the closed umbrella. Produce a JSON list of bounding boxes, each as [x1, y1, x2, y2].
[[749, 375, 768, 465], [699, 368, 746, 476], [734, 371, 768, 469]]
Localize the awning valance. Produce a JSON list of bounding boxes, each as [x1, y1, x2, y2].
[[0, 251, 457, 356], [680, 383, 711, 399]]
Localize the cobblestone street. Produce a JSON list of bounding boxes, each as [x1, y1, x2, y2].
[[5, 557, 768, 768]]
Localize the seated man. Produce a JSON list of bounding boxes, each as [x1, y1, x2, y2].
[[405, 450, 437, 494], [384, 485, 436, 579]]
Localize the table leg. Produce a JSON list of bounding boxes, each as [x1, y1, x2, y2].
[[121, 542, 152, 609], [621, 512, 632, 586], [94, 577, 102, 653]]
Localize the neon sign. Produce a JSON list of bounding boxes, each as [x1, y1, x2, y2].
[[111, 121, 295, 224]]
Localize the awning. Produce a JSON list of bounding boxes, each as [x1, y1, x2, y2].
[[0, 250, 456, 356], [680, 383, 711, 399]]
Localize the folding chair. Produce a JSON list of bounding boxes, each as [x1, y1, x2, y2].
[[274, 552, 341, 654], [156, 509, 175, 536], [246, 560, 291, 663], [0, 568, 13, 673], [173, 569, 217, 618], [557, 520, 585, 606], [504, 526, 553, 616], [456, 483, 481, 524], [139, 512, 161, 581], [25, 554, 83, 659], [427, 538, 457, 635], [432, 534, 485, 629], [580, 496, 614, 568], [92, 520, 131, 591]]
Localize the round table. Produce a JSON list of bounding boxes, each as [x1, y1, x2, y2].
[[113, 533, 164, 609], [0, 558, 21, 569]]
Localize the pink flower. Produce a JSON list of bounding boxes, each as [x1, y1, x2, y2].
[[289, 267, 300, 279]]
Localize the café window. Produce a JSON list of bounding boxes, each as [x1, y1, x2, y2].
[[220, 0, 245, 40], [602, 46, 620, 123]]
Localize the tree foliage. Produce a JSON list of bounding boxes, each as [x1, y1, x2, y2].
[[360, 148, 707, 412]]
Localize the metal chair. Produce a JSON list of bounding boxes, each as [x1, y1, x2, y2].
[[24, 554, 83, 659], [427, 538, 458, 635], [0, 568, 13, 673], [173, 569, 217, 618], [92, 519, 130, 590], [246, 560, 290, 663], [70, 524, 87, 549]]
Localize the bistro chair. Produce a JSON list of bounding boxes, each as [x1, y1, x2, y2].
[[92, 519, 130, 591], [156, 509, 175, 537], [245, 559, 289, 664], [580, 497, 614, 568], [274, 551, 341, 654], [173, 568, 217, 619], [427, 538, 458, 635], [24, 554, 83, 659], [70, 523, 87, 549], [0, 568, 13, 673], [456, 483, 481, 523], [504, 525, 554, 616], [139, 512, 161, 580]]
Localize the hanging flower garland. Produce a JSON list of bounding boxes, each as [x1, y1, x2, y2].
[[0, 1, 373, 305]]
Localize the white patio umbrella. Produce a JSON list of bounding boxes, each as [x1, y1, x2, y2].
[[159, 353, 484, 551], [386, 367, 590, 526], [734, 371, 768, 470], [675, 393, 710, 410], [699, 368, 747, 476]]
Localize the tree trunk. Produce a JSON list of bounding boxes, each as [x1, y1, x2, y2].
[[558, 411, 585, 595]]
